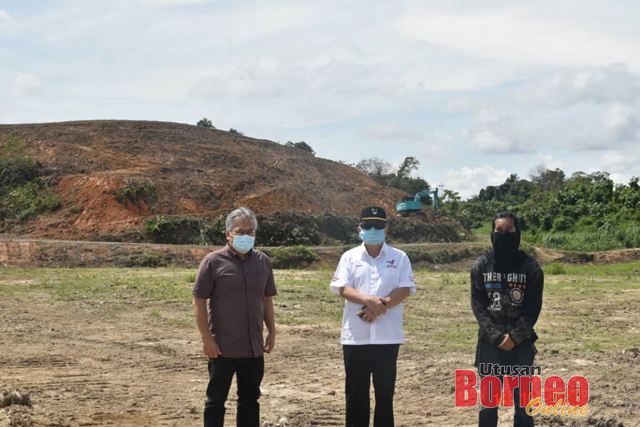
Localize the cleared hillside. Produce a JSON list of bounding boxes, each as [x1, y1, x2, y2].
[[0, 120, 465, 243]]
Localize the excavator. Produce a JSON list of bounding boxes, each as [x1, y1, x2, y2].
[[396, 188, 439, 217]]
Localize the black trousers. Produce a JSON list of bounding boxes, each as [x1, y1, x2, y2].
[[204, 356, 264, 427], [476, 339, 536, 427], [343, 344, 400, 427]]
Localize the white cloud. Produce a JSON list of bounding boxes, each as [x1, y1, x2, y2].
[[360, 121, 455, 165], [136, 0, 207, 5], [10, 74, 41, 98], [360, 121, 423, 141], [458, 64, 640, 153], [2, 1, 640, 199], [534, 153, 564, 171], [444, 165, 510, 200], [0, 10, 17, 36], [400, 8, 640, 70], [517, 63, 640, 108], [600, 150, 638, 174]]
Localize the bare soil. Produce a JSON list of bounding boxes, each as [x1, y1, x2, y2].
[[0, 121, 409, 240], [1, 268, 639, 426]]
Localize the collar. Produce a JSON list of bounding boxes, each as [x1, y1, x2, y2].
[[224, 244, 253, 259], [360, 242, 388, 260]]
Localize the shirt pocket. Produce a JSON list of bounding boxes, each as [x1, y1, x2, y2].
[[245, 269, 268, 296], [378, 265, 401, 296]]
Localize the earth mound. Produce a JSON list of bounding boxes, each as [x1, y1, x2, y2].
[[0, 120, 463, 243]]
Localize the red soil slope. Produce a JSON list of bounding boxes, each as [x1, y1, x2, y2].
[[1, 120, 409, 240]]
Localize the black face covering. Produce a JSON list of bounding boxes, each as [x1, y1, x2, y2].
[[491, 230, 521, 270]]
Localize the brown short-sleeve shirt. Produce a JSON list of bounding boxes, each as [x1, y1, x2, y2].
[[192, 245, 277, 358]]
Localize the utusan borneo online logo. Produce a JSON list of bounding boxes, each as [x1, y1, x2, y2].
[[455, 365, 591, 417]]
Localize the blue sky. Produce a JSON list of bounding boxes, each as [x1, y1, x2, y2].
[[1, 0, 639, 198]]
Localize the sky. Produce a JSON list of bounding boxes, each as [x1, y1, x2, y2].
[[1, 0, 639, 199]]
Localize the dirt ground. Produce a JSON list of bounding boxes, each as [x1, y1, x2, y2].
[[1, 265, 639, 427]]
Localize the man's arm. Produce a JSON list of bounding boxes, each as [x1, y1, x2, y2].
[[383, 286, 411, 308], [356, 287, 411, 321], [470, 262, 505, 346], [339, 286, 387, 315], [263, 296, 276, 353], [509, 265, 544, 345], [193, 297, 221, 358]]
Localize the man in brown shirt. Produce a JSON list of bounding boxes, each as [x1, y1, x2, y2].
[[193, 207, 277, 427]]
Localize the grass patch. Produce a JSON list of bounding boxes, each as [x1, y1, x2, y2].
[[123, 251, 168, 267], [557, 261, 640, 276], [539, 225, 640, 251], [1, 262, 638, 356], [263, 246, 320, 269], [545, 262, 567, 275], [471, 223, 492, 235]]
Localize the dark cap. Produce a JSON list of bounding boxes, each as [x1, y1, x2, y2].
[[360, 206, 387, 222]]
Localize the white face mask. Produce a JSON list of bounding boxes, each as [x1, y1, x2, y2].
[[359, 228, 386, 245], [231, 235, 255, 253]]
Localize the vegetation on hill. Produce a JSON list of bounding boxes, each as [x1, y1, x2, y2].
[[457, 169, 640, 251], [2, 122, 638, 253], [0, 136, 60, 228], [285, 141, 315, 155], [196, 117, 214, 128], [141, 211, 468, 246], [356, 156, 431, 200]]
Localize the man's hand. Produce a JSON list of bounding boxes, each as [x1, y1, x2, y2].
[[365, 296, 387, 316], [498, 334, 515, 351], [264, 333, 276, 354], [357, 307, 378, 323], [203, 336, 222, 358]]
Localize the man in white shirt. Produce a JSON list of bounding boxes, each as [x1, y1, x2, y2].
[[330, 206, 416, 427]]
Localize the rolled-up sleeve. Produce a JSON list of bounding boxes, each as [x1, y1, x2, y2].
[[329, 254, 352, 294], [398, 254, 416, 295]]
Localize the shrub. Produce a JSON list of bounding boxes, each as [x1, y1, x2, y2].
[[69, 204, 83, 215], [197, 118, 214, 128], [229, 128, 244, 135], [144, 215, 226, 245], [285, 141, 315, 155], [264, 246, 320, 269], [114, 180, 157, 205], [0, 135, 39, 188], [552, 216, 573, 232], [0, 181, 61, 221], [546, 262, 567, 275], [124, 251, 167, 267]]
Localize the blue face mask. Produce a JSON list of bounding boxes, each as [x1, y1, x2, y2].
[[359, 228, 386, 245], [231, 235, 255, 254]]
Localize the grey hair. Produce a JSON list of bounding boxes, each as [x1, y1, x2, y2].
[[225, 207, 258, 231]]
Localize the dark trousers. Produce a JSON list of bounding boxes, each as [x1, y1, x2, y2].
[[476, 340, 536, 427], [343, 344, 400, 427], [204, 356, 264, 427]]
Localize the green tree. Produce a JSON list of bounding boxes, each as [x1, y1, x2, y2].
[[397, 156, 419, 179], [355, 157, 393, 180], [285, 141, 316, 155], [356, 156, 430, 200], [196, 118, 214, 128], [530, 166, 566, 192]]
